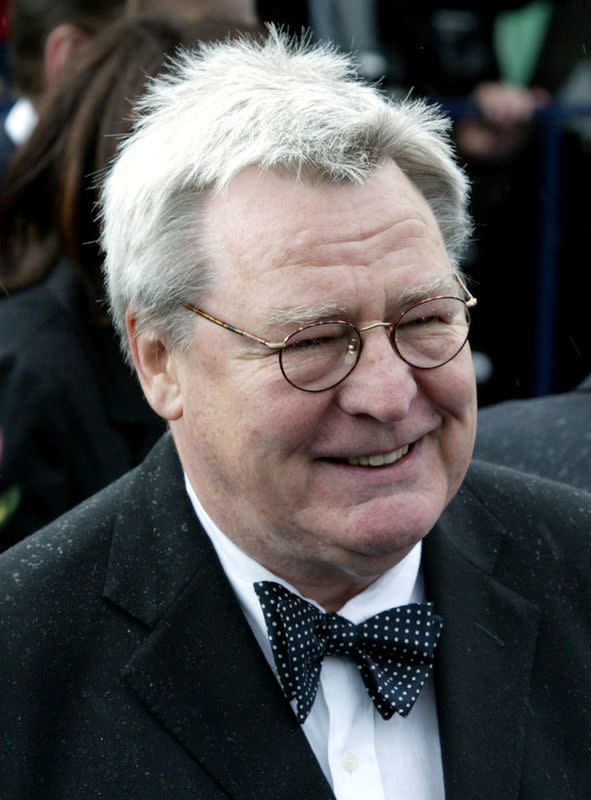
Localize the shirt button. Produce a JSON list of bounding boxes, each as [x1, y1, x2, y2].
[[341, 751, 359, 773]]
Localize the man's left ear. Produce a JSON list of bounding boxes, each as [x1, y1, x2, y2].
[[44, 24, 91, 90], [126, 311, 184, 422]]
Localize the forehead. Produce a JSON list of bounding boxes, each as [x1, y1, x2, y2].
[[201, 161, 451, 315]]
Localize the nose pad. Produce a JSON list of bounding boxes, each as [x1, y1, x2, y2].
[[344, 335, 360, 366], [336, 327, 416, 421]]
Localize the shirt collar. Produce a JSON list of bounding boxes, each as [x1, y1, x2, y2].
[[184, 474, 423, 657]]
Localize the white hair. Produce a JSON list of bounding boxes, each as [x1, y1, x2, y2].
[[100, 27, 472, 361]]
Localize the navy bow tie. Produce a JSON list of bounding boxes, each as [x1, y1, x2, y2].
[[254, 580, 443, 724]]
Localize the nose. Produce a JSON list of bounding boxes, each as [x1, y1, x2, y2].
[[335, 327, 418, 422]]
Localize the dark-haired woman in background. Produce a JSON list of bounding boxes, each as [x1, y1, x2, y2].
[[0, 13, 258, 550]]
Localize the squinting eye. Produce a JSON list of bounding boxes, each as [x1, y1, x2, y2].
[[398, 314, 441, 329], [286, 335, 338, 351]]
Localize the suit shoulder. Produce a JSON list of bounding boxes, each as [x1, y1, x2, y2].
[[442, 461, 591, 607], [461, 459, 591, 562], [465, 458, 591, 516], [0, 434, 173, 603], [0, 466, 136, 611], [0, 435, 177, 671]]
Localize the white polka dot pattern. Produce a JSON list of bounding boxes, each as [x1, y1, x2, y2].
[[254, 580, 443, 724]]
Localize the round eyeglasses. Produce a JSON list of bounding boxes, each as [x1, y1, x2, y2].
[[184, 291, 476, 393]]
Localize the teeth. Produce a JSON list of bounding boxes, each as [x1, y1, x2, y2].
[[346, 445, 409, 467]]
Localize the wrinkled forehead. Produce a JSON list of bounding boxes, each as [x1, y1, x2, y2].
[[204, 159, 436, 223], [200, 161, 448, 294]]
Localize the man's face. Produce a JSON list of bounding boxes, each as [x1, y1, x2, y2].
[[170, 160, 477, 596]]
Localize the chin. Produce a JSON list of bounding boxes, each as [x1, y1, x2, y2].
[[336, 496, 443, 558]]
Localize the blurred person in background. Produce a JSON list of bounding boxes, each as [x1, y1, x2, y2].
[[0, 13, 258, 551], [0, 0, 127, 180]]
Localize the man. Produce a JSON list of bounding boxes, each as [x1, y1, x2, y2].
[[475, 373, 591, 490], [0, 0, 125, 178], [1, 31, 589, 800]]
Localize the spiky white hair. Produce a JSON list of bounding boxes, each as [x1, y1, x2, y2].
[[100, 27, 471, 361]]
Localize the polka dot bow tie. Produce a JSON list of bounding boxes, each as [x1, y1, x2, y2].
[[254, 580, 443, 724]]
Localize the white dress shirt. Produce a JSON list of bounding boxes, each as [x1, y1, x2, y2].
[[185, 476, 445, 800]]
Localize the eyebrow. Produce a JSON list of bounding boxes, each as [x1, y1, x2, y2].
[[397, 274, 460, 305], [265, 273, 462, 328], [266, 302, 351, 327]]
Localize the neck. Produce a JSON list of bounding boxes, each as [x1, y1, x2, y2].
[[289, 575, 379, 612]]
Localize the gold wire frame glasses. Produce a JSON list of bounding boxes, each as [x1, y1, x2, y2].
[[184, 275, 477, 392]]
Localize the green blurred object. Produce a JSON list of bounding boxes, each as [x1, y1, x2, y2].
[[0, 486, 20, 527], [495, 1, 553, 85], [0, 427, 21, 527]]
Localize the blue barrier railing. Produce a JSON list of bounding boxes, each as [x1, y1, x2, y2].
[[534, 104, 591, 395]]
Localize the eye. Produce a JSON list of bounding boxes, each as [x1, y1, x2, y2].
[[398, 313, 441, 329], [397, 297, 467, 331], [283, 322, 352, 352], [285, 334, 340, 351]]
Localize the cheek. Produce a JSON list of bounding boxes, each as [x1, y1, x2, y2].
[[419, 356, 477, 457], [237, 409, 315, 511], [455, 357, 478, 438], [237, 389, 336, 499], [427, 351, 477, 419], [248, 380, 333, 446], [437, 361, 477, 488]]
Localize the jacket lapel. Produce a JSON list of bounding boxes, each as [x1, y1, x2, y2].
[[103, 435, 334, 800], [424, 478, 541, 800]]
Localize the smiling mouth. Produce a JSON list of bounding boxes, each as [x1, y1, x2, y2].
[[346, 444, 410, 467], [321, 443, 411, 468]]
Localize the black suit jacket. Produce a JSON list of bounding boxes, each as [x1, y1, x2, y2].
[[1, 434, 590, 799], [474, 374, 591, 490], [0, 260, 165, 550]]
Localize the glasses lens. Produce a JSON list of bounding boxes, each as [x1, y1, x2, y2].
[[280, 322, 360, 391], [395, 297, 470, 369]]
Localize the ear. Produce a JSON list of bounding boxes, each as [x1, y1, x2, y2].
[[126, 311, 184, 422], [44, 24, 91, 90]]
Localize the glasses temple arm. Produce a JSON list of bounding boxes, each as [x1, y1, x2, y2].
[[454, 274, 477, 307], [184, 304, 285, 349]]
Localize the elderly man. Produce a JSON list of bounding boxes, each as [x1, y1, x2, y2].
[[1, 31, 589, 800]]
